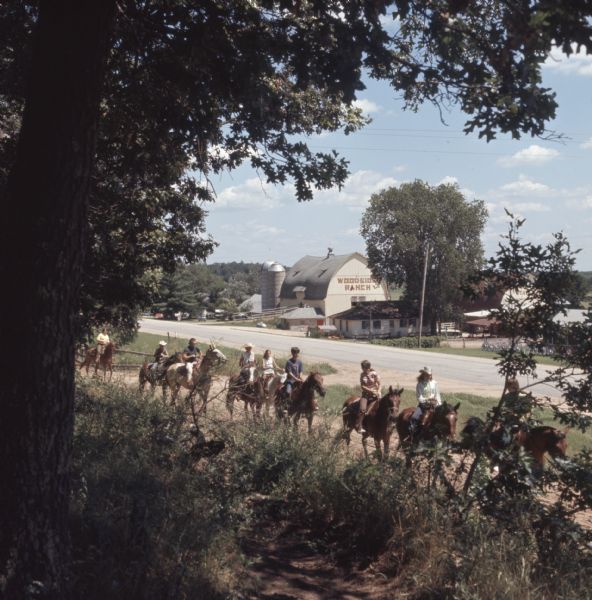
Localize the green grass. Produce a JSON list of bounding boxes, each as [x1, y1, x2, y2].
[[417, 345, 561, 365], [321, 384, 591, 455]]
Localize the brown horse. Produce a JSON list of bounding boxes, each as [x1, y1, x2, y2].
[[276, 372, 326, 433], [342, 386, 404, 460], [165, 344, 227, 407], [79, 346, 98, 375], [461, 417, 568, 473], [225, 373, 266, 420], [96, 342, 115, 380], [396, 401, 460, 448], [80, 342, 115, 380]]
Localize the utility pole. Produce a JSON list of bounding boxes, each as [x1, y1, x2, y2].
[[418, 241, 430, 348]]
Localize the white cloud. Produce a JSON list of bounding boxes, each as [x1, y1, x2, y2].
[[544, 44, 592, 77], [438, 175, 458, 185], [498, 176, 552, 196], [220, 221, 285, 237], [581, 137, 592, 150], [392, 164, 407, 173], [215, 177, 292, 210], [316, 169, 398, 207], [507, 202, 550, 213], [352, 98, 382, 114], [567, 195, 592, 211], [498, 144, 560, 167]]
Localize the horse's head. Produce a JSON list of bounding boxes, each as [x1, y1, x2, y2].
[[547, 428, 568, 459], [307, 372, 326, 397], [383, 385, 403, 422], [203, 344, 227, 367], [433, 401, 460, 439]]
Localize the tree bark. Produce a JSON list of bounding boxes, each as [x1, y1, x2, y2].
[[0, 2, 115, 597]]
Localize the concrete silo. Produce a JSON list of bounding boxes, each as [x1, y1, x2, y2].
[[260, 261, 285, 311]]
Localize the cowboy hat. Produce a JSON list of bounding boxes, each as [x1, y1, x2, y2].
[[419, 366, 432, 375], [244, 342, 253, 349], [159, 340, 167, 346]]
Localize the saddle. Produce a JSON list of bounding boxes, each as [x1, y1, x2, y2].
[[343, 395, 378, 416]]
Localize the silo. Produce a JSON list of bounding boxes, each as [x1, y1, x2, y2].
[[260, 261, 285, 310], [268, 263, 286, 310]]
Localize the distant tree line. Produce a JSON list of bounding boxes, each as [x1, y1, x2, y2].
[[153, 262, 261, 318]]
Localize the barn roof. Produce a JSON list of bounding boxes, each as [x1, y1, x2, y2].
[[331, 301, 415, 320], [281, 306, 324, 320], [280, 252, 367, 300]]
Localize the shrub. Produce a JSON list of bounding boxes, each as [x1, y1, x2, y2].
[[371, 335, 441, 348]]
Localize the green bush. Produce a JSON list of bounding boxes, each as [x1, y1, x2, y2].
[[371, 335, 441, 348]]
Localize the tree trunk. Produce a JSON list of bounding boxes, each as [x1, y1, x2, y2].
[[0, 2, 115, 597]]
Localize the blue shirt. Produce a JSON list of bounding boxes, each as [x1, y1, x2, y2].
[[285, 358, 303, 381]]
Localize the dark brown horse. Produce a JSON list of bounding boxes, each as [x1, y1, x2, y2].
[[396, 401, 460, 448], [461, 417, 568, 473], [342, 386, 404, 460], [225, 374, 265, 420], [276, 372, 326, 433]]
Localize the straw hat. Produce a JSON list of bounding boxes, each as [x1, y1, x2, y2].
[[159, 340, 167, 346], [419, 366, 432, 375], [244, 342, 253, 349]]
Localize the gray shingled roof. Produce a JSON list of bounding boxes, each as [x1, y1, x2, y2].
[[280, 252, 367, 300], [282, 306, 324, 320]]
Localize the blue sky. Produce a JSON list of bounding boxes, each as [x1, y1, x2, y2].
[[203, 45, 592, 271]]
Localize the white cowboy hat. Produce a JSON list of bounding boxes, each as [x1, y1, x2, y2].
[[419, 366, 432, 375], [244, 342, 253, 349], [159, 340, 167, 346]]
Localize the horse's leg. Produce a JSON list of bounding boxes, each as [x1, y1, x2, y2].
[[307, 413, 313, 434], [225, 392, 235, 419], [362, 434, 369, 459], [373, 437, 383, 461]]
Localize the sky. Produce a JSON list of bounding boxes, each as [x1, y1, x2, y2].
[[202, 45, 592, 271]]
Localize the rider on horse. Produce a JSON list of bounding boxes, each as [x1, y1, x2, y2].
[[182, 337, 201, 364], [409, 366, 441, 435], [280, 346, 317, 410], [96, 327, 110, 356], [355, 360, 381, 434], [238, 343, 256, 386], [150, 340, 169, 372], [261, 348, 280, 389]]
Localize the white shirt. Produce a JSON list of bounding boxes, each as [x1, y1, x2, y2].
[[240, 350, 255, 368], [416, 379, 441, 406], [262, 356, 275, 374]]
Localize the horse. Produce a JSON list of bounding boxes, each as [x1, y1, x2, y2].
[[225, 373, 266, 420], [275, 372, 326, 433], [396, 401, 460, 448], [95, 341, 115, 380], [342, 386, 404, 460], [79, 346, 98, 375], [460, 417, 568, 474], [139, 352, 182, 396], [165, 344, 227, 407]]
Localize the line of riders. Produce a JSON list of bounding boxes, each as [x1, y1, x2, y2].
[[95, 328, 537, 441]]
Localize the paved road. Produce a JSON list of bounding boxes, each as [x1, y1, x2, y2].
[[139, 319, 562, 399]]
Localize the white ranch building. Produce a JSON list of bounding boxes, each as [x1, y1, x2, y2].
[[278, 251, 388, 319], [331, 301, 430, 339]]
